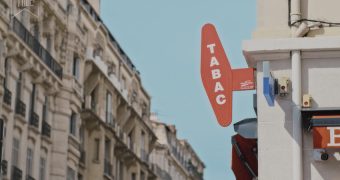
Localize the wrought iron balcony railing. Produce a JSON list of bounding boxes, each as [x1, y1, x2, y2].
[[12, 17, 63, 79], [11, 166, 22, 180], [3, 88, 12, 106], [29, 112, 39, 128], [15, 99, 26, 118], [42, 121, 51, 138]]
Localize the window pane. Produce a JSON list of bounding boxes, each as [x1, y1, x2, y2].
[[16, 73, 22, 100], [42, 96, 48, 122], [94, 138, 100, 161], [26, 148, 34, 176], [39, 157, 46, 180], [70, 112, 77, 136], [73, 56, 80, 80], [106, 92, 112, 124], [4, 58, 9, 87], [12, 138, 20, 166]]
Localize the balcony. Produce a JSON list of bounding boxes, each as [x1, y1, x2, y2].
[[3, 88, 12, 106], [29, 112, 39, 128], [85, 50, 130, 103], [104, 160, 112, 177], [15, 99, 26, 118], [42, 121, 51, 138], [12, 17, 63, 79], [11, 166, 22, 180]]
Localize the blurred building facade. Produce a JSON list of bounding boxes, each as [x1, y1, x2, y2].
[[149, 114, 205, 180]]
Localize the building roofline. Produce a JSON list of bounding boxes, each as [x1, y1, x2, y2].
[[243, 37, 340, 67]]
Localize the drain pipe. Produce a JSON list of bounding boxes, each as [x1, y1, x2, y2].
[[291, 0, 303, 180]]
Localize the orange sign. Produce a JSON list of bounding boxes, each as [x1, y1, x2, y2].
[[314, 127, 340, 149], [201, 24, 255, 127]]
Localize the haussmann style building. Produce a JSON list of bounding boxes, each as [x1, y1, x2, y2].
[[0, 0, 205, 180], [149, 114, 205, 180]]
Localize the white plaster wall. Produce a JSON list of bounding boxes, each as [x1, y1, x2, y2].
[[257, 59, 295, 180], [257, 57, 340, 180], [302, 58, 340, 180]]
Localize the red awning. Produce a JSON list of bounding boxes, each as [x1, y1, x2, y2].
[[231, 134, 258, 180]]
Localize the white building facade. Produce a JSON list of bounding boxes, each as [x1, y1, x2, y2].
[[243, 0, 340, 179]]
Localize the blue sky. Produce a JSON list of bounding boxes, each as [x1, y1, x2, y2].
[[101, 1, 256, 179]]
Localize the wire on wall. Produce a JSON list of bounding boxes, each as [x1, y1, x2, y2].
[[288, 0, 340, 27]]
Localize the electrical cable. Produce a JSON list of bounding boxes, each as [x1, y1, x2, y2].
[[290, 19, 340, 27], [287, 0, 340, 27]]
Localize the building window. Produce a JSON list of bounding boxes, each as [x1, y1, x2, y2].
[[105, 139, 110, 161], [140, 171, 145, 180], [39, 157, 46, 180], [16, 73, 22, 100], [79, 126, 84, 147], [104, 138, 111, 175], [141, 131, 145, 150], [72, 55, 80, 80], [70, 112, 77, 136], [46, 35, 52, 52], [77, 8, 81, 22], [106, 91, 112, 124], [90, 87, 97, 111], [108, 63, 116, 76], [12, 138, 20, 166], [0, 119, 4, 163], [121, 76, 126, 90], [26, 148, 34, 176], [131, 173, 136, 180], [33, 24, 39, 40], [42, 96, 49, 122], [141, 131, 145, 160], [78, 173, 83, 180], [94, 138, 100, 161], [128, 131, 133, 150], [30, 83, 37, 116], [116, 160, 124, 180], [4, 58, 9, 88], [67, 167, 76, 180], [93, 48, 102, 58]]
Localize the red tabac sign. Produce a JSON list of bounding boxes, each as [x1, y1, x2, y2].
[[201, 24, 255, 127]]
